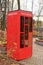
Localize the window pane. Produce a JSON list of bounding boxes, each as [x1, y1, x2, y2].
[[20, 34, 24, 48], [25, 26, 28, 40], [29, 18, 32, 32], [20, 16, 24, 32], [25, 17, 28, 24], [25, 40, 28, 47]]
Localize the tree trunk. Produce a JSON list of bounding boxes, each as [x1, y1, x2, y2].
[[17, 0, 20, 10], [1, 13, 5, 31], [2, 0, 6, 31]]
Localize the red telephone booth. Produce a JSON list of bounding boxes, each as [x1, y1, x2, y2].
[[7, 0, 33, 60]]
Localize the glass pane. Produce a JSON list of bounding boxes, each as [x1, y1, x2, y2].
[[25, 26, 28, 40], [20, 16, 24, 32], [25, 17, 28, 24], [20, 34, 24, 48], [25, 26, 28, 47], [25, 40, 28, 47], [29, 18, 32, 32]]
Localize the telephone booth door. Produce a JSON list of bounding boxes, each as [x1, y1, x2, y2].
[[18, 14, 33, 60]]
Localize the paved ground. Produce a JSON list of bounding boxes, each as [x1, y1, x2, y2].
[[18, 38, 43, 65]]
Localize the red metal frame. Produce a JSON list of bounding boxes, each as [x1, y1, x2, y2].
[[7, 10, 33, 60]]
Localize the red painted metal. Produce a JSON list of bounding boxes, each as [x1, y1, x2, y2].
[[7, 10, 33, 60]]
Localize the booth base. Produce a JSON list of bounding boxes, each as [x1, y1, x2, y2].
[[11, 46, 32, 60]]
